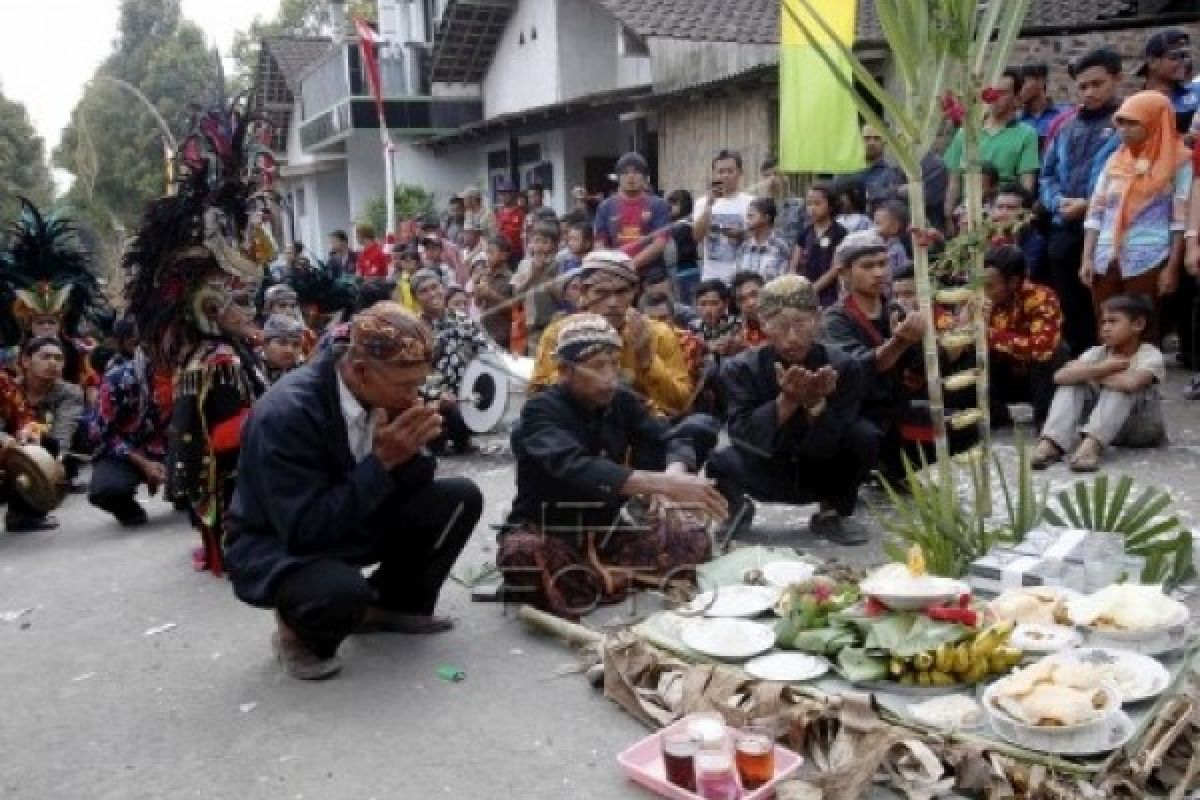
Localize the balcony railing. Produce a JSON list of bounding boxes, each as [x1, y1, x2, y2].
[[300, 42, 417, 118]]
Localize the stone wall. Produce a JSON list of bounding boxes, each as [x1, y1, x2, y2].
[[1009, 21, 1200, 102]]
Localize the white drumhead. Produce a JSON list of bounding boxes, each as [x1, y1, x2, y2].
[[460, 359, 512, 433]]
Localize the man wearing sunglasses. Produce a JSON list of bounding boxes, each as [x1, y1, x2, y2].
[[1138, 29, 1198, 134]]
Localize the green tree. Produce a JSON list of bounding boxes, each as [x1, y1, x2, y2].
[[54, 0, 218, 279], [0, 86, 54, 220], [231, 0, 378, 87]]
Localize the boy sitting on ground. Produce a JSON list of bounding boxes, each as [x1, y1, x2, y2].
[[1032, 294, 1166, 472]]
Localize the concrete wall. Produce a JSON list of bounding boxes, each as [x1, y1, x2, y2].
[[555, 0, 635, 99], [483, 0, 560, 117], [561, 117, 622, 197], [391, 139, 480, 208]]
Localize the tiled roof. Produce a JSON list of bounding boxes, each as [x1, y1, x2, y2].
[[596, 0, 1153, 46], [263, 36, 333, 92]]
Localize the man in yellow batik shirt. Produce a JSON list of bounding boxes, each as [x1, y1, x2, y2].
[[530, 250, 695, 419]]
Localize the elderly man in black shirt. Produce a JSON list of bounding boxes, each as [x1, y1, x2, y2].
[[707, 275, 878, 545], [225, 303, 483, 680], [498, 313, 727, 619]]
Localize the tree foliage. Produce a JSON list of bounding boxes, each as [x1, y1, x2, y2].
[[231, 0, 378, 88], [53, 0, 218, 281], [0, 86, 54, 221]]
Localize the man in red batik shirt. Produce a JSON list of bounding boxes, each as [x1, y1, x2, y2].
[[355, 223, 390, 280]]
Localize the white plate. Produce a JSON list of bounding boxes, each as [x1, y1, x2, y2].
[[1045, 647, 1172, 705], [743, 652, 829, 682], [989, 709, 1134, 757], [686, 585, 779, 618], [983, 679, 1120, 739], [861, 580, 970, 611], [761, 561, 817, 589], [1077, 602, 1189, 642], [681, 618, 778, 661], [1011, 623, 1083, 655]]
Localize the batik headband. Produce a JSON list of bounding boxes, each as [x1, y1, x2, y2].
[[349, 303, 433, 366], [555, 313, 623, 363]]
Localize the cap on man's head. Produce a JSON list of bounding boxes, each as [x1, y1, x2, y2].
[[578, 249, 638, 286], [410, 268, 444, 293], [759, 275, 817, 318], [615, 152, 649, 175], [1137, 28, 1191, 76], [420, 213, 441, 230], [421, 234, 443, 248], [348, 302, 434, 366], [555, 313, 623, 363], [263, 313, 306, 341], [835, 230, 888, 267]]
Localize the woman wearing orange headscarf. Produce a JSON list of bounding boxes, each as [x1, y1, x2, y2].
[[1081, 90, 1192, 340]]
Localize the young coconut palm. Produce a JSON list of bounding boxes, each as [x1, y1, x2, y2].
[[784, 0, 1031, 516]]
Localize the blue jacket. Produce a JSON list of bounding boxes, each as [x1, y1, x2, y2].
[[1039, 103, 1120, 227], [224, 348, 437, 607]]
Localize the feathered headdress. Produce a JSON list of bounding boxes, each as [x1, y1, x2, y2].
[[1, 197, 103, 338], [125, 89, 279, 366]]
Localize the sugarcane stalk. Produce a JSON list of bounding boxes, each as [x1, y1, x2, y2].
[[517, 605, 606, 646]]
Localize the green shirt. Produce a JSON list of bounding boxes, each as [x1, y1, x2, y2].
[[943, 120, 1040, 179]]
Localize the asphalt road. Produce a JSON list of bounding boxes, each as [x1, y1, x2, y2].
[[1, 370, 1197, 800]]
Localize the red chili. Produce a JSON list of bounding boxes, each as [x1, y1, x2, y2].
[[925, 605, 979, 627], [865, 597, 888, 617]]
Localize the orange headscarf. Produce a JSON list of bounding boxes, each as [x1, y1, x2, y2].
[[1105, 90, 1191, 252]]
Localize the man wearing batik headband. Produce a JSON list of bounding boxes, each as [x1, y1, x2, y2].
[[260, 314, 307, 385], [225, 302, 482, 681], [707, 275, 878, 545], [498, 313, 727, 619], [530, 250, 693, 417]]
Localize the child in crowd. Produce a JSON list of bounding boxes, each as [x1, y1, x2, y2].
[[445, 286, 469, 315], [689, 279, 743, 359], [834, 178, 872, 233], [512, 222, 563, 355], [556, 215, 592, 276], [873, 199, 913, 279], [792, 181, 848, 307], [1032, 294, 1166, 472], [471, 236, 515, 350]]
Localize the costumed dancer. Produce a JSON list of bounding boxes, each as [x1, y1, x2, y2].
[[124, 98, 275, 576], [1, 198, 106, 406]]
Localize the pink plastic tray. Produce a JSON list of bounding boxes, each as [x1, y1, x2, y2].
[[617, 719, 804, 800]]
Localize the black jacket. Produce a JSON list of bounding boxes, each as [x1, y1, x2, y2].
[[720, 343, 866, 461], [225, 348, 436, 607], [507, 384, 698, 534]]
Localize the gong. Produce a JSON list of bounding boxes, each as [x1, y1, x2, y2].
[[459, 352, 534, 434], [0, 436, 66, 513]]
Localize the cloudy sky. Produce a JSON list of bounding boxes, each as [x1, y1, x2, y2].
[[0, 0, 283, 158]]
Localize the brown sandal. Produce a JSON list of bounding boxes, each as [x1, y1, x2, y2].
[[1068, 439, 1102, 473], [1030, 440, 1063, 471]]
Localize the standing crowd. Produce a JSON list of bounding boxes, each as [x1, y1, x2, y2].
[[3, 31, 1199, 679]]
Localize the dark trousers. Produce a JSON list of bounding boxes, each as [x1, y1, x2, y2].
[[630, 413, 720, 472], [88, 456, 146, 522], [272, 477, 482, 659], [706, 420, 880, 518], [1047, 224, 1097, 357], [431, 404, 472, 453], [1165, 271, 1198, 369], [989, 345, 1068, 429]]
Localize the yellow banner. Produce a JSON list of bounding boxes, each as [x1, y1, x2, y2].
[[781, 0, 857, 48]]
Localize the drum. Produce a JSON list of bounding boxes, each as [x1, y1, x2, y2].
[[0, 435, 66, 513], [459, 352, 534, 434]]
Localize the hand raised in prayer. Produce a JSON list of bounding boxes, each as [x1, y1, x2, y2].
[[775, 362, 813, 401], [813, 365, 838, 398], [625, 309, 655, 369], [893, 311, 925, 345], [372, 405, 442, 469]]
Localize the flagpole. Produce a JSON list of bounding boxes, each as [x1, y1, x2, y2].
[[383, 132, 396, 239], [355, 16, 396, 240]]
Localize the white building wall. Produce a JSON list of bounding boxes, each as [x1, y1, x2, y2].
[[482, 0, 560, 117], [313, 171, 352, 250], [555, 0, 619, 100], [391, 139, 480, 207]]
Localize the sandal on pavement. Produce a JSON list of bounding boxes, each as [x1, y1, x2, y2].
[[1068, 440, 1102, 473], [1030, 440, 1063, 470]]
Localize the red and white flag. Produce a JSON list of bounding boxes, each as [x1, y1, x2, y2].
[[354, 17, 387, 134]]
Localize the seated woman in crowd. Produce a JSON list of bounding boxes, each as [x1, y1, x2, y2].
[[1032, 294, 1167, 472], [498, 313, 726, 619]]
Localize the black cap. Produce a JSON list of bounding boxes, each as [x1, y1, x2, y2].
[[1137, 28, 1190, 76]]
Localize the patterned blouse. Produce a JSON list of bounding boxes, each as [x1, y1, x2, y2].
[[421, 310, 492, 400], [987, 281, 1064, 363], [1085, 160, 1192, 278], [0, 371, 33, 436]]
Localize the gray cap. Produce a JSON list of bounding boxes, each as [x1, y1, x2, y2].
[[262, 313, 306, 341]]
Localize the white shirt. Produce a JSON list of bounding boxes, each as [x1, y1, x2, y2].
[[337, 371, 375, 462], [696, 191, 754, 284]]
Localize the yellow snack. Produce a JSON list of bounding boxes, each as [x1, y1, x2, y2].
[[935, 288, 974, 304], [906, 544, 927, 578]]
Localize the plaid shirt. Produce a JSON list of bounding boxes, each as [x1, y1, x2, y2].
[[735, 232, 792, 281]]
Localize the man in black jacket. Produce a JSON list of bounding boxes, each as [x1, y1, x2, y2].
[[225, 303, 483, 680], [707, 275, 878, 545]]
